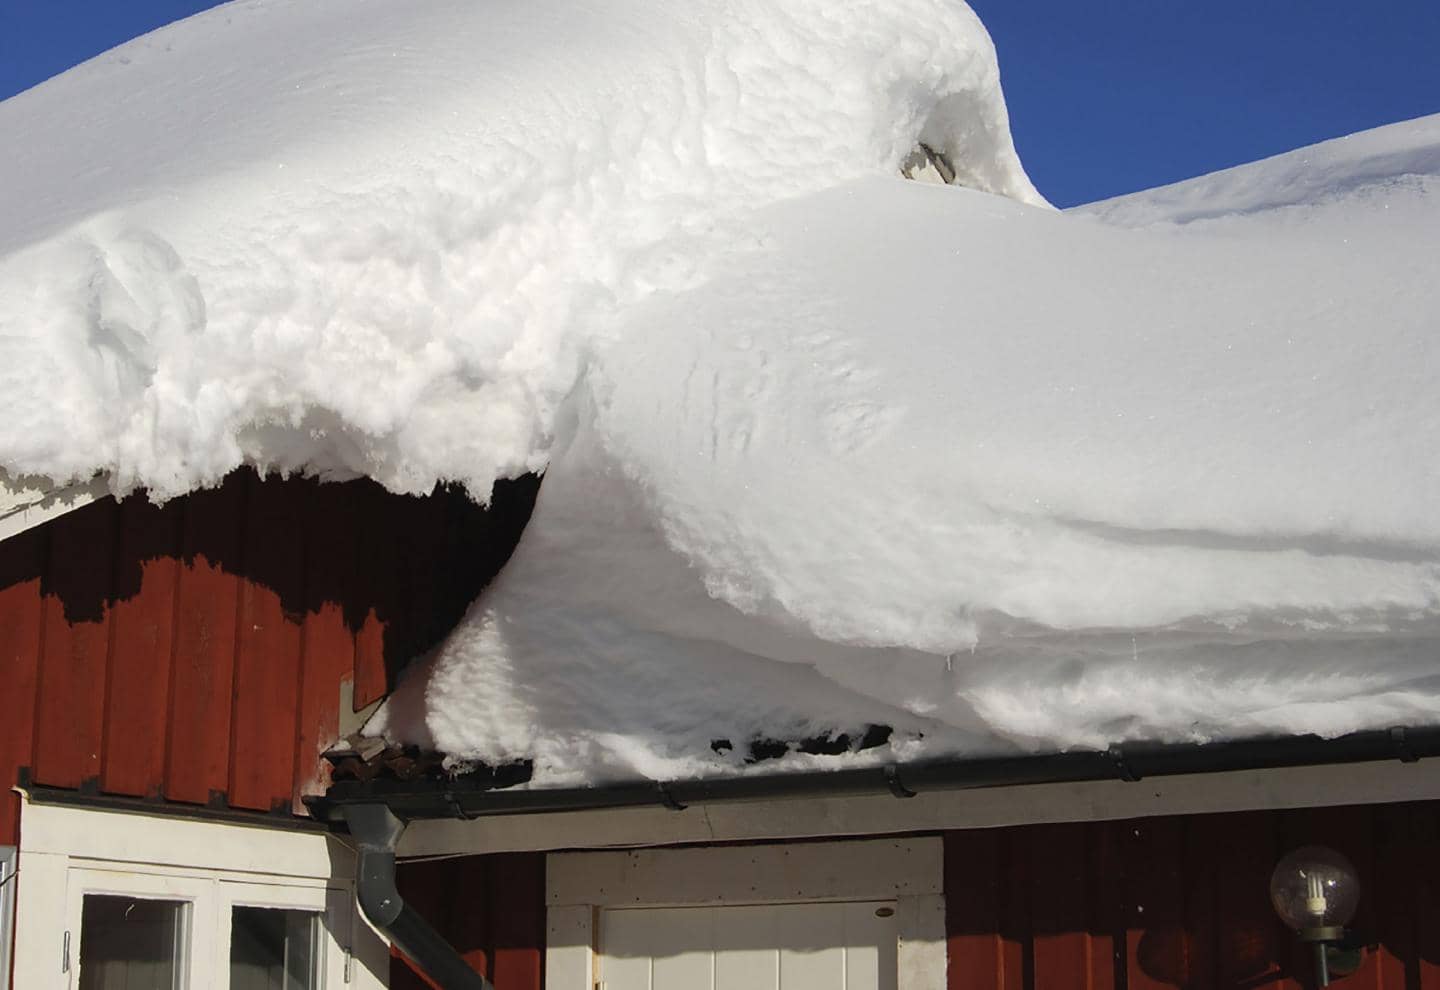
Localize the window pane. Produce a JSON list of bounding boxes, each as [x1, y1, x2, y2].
[[230, 906, 323, 990], [79, 895, 187, 990]]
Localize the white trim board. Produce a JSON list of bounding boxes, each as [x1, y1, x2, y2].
[[17, 800, 349, 880], [402, 756, 1440, 858], [545, 838, 946, 990], [548, 838, 942, 908], [0, 471, 110, 544]]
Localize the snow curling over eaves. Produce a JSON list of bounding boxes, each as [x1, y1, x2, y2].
[[371, 117, 1440, 784], [0, 0, 1041, 500]]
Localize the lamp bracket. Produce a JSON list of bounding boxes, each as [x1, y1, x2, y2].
[[1299, 925, 1346, 943]]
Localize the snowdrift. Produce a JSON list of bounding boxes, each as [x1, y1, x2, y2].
[[0, 0, 1038, 498], [375, 121, 1440, 781], [2, 0, 1437, 783]]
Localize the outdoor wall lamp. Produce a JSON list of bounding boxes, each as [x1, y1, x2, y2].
[[1269, 845, 1361, 987]]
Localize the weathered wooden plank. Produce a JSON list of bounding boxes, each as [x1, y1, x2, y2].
[[996, 829, 1029, 990], [1082, 821, 1122, 990], [291, 479, 360, 810], [459, 857, 495, 979], [349, 482, 395, 710], [99, 496, 183, 797], [395, 486, 450, 683], [165, 478, 245, 805], [1413, 803, 1440, 990], [0, 526, 46, 845], [228, 472, 305, 812], [1207, 811, 1289, 990], [1370, 802, 1416, 990], [1028, 822, 1091, 989], [489, 853, 545, 990], [1122, 816, 1188, 990], [32, 499, 117, 790], [1177, 813, 1219, 989], [945, 828, 1005, 990]]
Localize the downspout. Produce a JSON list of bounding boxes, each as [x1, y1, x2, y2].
[[343, 803, 493, 990]]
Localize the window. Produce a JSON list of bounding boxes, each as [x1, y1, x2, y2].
[[75, 897, 330, 990], [1, 845, 16, 990], [13, 801, 388, 990], [78, 895, 189, 990], [63, 872, 346, 988], [63, 869, 211, 989], [230, 906, 323, 990]]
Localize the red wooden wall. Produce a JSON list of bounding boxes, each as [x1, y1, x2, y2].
[[392, 853, 547, 990], [0, 468, 537, 846], [946, 801, 1440, 990], [384, 800, 1438, 990]]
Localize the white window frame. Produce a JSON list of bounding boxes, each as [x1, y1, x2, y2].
[[1, 845, 17, 990], [544, 837, 947, 990], [63, 867, 211, 986], [12, 798, 390, 990], [220, 880, 352, 987]]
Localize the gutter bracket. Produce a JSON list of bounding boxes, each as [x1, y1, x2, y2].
[[343, 804, 493, 990], [1108, 747, 1142, 783], [445, 792, 479, 822], [884, 764, 916, 799]]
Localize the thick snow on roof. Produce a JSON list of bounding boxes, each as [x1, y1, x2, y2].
[[0, 0, 1037, 499], [372, 113, 1440, 782], [1080, 113, 1440, 227], [3, 0, 1437, 784]]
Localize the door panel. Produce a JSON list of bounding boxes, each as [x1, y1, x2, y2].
[[599, 901, 897, 990], [713, 906, 779, 990]]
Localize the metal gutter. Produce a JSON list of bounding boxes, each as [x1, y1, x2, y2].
[[310, 725, 1440, 824], [18, 778, 327, 832], [343, 804, 493, 990]]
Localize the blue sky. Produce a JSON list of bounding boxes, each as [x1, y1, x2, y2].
[[3, 1, 1438, 207]]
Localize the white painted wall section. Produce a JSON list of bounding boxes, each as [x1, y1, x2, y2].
[[12, 799, 390, 990]]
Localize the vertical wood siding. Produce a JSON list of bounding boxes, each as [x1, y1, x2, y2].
[[0, 528, 44, 843], [0, 469, 538, 846], [391, 853, 547, 990], [946, 801, 1440, 990], [384, 804, 1439, 990]]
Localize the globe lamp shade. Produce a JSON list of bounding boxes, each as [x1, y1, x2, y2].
[[1269, 845, 1360, 933]]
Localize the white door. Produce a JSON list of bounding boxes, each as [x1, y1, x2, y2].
[[598, 901, 898, 990]]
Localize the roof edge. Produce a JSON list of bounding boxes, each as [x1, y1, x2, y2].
[[307, 725, 1439, 824]]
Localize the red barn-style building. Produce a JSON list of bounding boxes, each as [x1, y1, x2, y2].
[[2, 470, 1438, 990]]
